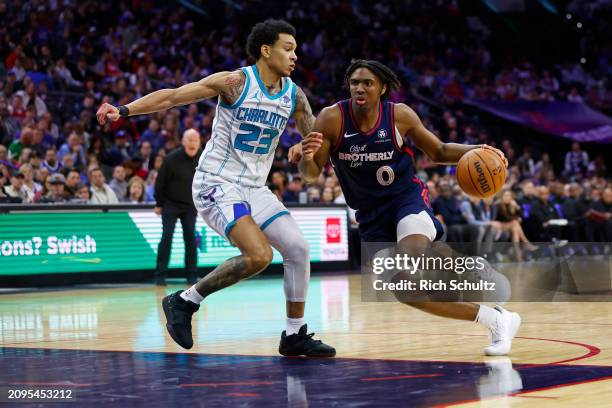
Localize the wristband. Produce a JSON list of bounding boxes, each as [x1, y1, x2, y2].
[[117, 105, 130, 117]]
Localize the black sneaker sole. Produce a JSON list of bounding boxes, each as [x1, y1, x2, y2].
[[279, 347, 336, 358], [162, 296, 193, 350]]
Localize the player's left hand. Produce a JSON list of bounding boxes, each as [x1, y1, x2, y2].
[[302, 132, 324, 161], [288, 142, 303, 164], [482, 144, 508, 168]]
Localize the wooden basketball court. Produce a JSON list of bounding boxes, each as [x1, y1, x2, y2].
[[1, 273, 611, 406]]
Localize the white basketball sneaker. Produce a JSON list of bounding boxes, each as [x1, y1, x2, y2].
[[484, 306, 521, 356]]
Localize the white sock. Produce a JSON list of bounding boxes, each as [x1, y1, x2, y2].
[[476, 305, 500, 328], [180, 286, 204, 304], [286, 317, 304, 335]]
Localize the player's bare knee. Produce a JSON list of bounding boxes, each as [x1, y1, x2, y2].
[[247, 245, 273, 272]]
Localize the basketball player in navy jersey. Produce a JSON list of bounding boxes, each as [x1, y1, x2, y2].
[[97, 20, 334, 357], [293, 60, 521, 356]]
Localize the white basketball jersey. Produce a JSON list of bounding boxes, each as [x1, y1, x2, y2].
[[196, 65, 296, 187]]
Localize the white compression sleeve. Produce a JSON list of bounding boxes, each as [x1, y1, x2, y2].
[[262, 214, 310, 302]]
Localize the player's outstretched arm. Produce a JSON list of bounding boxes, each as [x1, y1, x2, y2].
[[96, 70, 246, 124], [395, 103, 507, 166], [298, 105, 340, 184]]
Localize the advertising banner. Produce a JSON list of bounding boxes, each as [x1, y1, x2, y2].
[[0, 207, 349, 275], [466, 99, 612, 143]]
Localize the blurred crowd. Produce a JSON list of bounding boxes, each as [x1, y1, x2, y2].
[[0, 1, 610, 243]]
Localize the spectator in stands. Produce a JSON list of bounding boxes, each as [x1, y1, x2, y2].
[[549, 181, 566, 207], [54, 58, 81, 88], [0, 145, 8, 164], [140, 118, 162, 152], [563, 183, 587, 241], [39, 174, 67, 203], [307, 186, 320, 203], [34, 166, 49, 189], [64, 169, 82, 199], [529, 186, 561, 242], [109, 165, 128, 201], [17, 81, 47, 118], [126, 176, 147, 203], [145, 170, 157, 203], [72, 183, 91, 203], [426, 180, 439, 203], [495, 189, 537, 260], [58, 132, 87, 170], [588, 154, 607, 177], [564, 142, 589, 179], [9, 94, 26, 122], [333, 185, 343, 201], [517, 147, 535, 178], [137, 141, 154, 174], [282, 174, 305, 203], [460, 195, 500, 253], [0, 97, 20, 147], [533, 152, 553, 181], [518, 180, 536, 204], [0, 182, 6, 199], [433, 183, 476, 243], [567, 87, 584, 103], [107, 131, 133, 166], [585, 187, 612, 242], [41, 147, 60, 173], [3, 170, 30, 203], [153, 149, 166, 172], [8, 127, 33, 162], [321, 187, 334, 204], [270, 171, 287, 199], [19, 164, 42, 199], [89, 167, 119, 204]]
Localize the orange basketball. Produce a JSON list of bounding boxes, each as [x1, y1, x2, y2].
[[456, 148, 506, 198]]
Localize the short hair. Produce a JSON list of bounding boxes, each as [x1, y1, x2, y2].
[[89, 167, 102, 176], [344, 59, 401, 99], [246, 19, 296, 60]]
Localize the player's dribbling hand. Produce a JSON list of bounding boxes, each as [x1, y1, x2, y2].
[[302, 132, 323, 161], [96, 103, 120, 125], [288, 142, 303, 164], [482, 144, 508, 168]]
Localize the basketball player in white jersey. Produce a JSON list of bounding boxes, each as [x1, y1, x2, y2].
[[96, 20, 335, 357]]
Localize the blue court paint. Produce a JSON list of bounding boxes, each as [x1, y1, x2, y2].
[[1, 347, 610, 407]]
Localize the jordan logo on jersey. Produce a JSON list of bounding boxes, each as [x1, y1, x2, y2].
[[281, 94, 292, 107]]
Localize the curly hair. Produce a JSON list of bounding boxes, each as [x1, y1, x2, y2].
[[344, 59, 401, 99], [246, 19, 296, 60]]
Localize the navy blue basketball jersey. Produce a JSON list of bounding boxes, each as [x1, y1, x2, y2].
[[330, 99, 426, 211]]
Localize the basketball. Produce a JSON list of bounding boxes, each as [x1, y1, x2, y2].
[[456, 148, 506, 198]]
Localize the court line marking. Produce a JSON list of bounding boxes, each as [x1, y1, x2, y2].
[[0, 331, 607, 368], [361, 373, 444, 381], [11, 381, 92, 387], [515, 336, 600, 366], [437, 375, 612, 407], [180, 381, 275, 388], [341, 331, 602, 366]]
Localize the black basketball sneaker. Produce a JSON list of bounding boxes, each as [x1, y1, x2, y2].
[[162, 290, 199, 349], [279, 324, 336, 357]]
